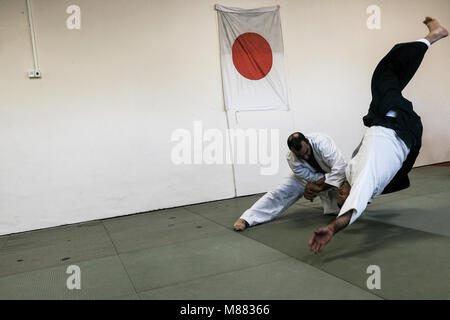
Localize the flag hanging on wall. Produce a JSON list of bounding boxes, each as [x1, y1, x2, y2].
[[215, 4, 289, 111]]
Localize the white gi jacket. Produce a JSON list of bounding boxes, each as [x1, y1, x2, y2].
[[286, 133, 347, 213]]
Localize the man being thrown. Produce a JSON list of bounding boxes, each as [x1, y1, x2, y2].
[[308, 17, 448, 254], [233, 131, 347, 231]]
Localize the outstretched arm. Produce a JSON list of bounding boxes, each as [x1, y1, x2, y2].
[[308, 211, 352, 254]]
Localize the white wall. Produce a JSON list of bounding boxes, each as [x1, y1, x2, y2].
[[0, 0, 449, 235]]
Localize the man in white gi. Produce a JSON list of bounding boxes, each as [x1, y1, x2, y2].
[[233, 131, 346, 231], [308, 16, 448, 254]]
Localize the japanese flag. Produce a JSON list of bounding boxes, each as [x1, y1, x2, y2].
[[215, 4, 289, 111]]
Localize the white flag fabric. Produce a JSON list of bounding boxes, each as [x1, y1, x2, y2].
[[215, 4, 289, 111]]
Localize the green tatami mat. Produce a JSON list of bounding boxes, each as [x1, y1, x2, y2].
[[0, 255, 135, 300], [239, 214, 450, 299], [139, 258, 381, 300]]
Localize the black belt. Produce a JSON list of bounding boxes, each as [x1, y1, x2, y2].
[[373, 116, 397, 125], [385, 116, 397, 124]]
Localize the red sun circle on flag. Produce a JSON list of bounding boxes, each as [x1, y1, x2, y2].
[[232, 32, 273, 80]]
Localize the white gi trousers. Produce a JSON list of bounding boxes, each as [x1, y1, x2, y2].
[[339, 125, 410, 225]]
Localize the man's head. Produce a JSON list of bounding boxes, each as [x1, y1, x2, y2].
[[287, 132, 311, 160], [337, 180, 351, 208]]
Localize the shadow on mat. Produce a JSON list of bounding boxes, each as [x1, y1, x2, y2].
[[317, 216, 435, 263]]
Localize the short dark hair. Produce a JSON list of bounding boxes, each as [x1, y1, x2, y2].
[[287, 132, 307, 151]]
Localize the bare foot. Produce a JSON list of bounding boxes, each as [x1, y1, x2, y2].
[[423, 16, 448, 44], [233, 218, 248, 231]]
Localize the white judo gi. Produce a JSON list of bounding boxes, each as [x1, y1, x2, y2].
[[240, 133, 347, 226], [338, 124, 410, 225]]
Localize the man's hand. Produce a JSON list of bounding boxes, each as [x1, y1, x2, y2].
[[304, 177, 334, 201], [308, 211, 352, 254], [306, 182, 323, 193], [308, 225, 334, 254], [304, 182, 320, 201], [304, 185, 316, 201]]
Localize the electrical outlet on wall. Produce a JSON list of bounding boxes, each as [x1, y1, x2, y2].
[[28, 69, 41, 79]]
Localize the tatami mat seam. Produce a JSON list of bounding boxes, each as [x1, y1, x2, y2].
[[133, 256, 289, 293], [100, 221, 140, 296]]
